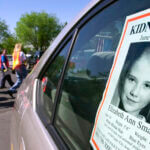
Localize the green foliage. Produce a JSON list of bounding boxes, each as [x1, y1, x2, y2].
[[15, 11, 64, 51], [0, 19, 11, 51], [1, 34, 19, 54], [0, 19, 10, 42]]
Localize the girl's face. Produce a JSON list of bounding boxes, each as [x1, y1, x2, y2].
[[3, 50, 6, 55], [121, 54, 150, 117]]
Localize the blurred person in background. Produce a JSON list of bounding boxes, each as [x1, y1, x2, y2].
[[8, 43, 27, 97], [0, 49, 14, 89]]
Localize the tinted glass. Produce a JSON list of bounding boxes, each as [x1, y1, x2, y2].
[[54, 0, 150, 149], [36, 40, 71, 125]]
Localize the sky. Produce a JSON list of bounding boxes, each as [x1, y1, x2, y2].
[[0, 0, 91, 33]]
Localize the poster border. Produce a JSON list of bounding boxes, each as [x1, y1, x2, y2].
[[91, 11, 150, 150]]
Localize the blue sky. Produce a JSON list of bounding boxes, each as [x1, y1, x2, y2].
[[0, 0, 91, 33]]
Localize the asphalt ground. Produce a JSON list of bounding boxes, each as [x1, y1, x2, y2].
[[0, 71, 17, 150]]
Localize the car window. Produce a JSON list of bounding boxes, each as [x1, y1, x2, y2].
[[36, 39, 72, 125], [53, 0, 150, 149]]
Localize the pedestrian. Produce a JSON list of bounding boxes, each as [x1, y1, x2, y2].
[[0, 49, 14, 88], [8, 43, 27, 96]]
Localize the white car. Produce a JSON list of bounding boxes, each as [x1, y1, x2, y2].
[[6, 55, 13, 68], [10, 0, 150, 150]]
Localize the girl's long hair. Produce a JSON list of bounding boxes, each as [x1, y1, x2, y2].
[[118, 42, 150, 122]]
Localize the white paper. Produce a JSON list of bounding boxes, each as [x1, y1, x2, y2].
[[90, 9, 150, 150]]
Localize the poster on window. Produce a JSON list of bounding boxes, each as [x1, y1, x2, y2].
[[90, 9, 150, 150]]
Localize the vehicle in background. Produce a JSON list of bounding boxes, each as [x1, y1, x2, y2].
[[26, 53, 33, 70], [6, 55, 13, 69], [26, 51, 44, 70], [10, 0, 150, 150], [34, 51, 44, 59]]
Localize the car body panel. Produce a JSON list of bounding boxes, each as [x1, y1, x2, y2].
[[9, 0, 100, 146], [11, 78, 58, 150], [10, 0, 150, 150], [20, 105, 58, 150]]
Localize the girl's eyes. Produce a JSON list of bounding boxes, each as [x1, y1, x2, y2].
[[144, 83, 150, 89], [127, 75, 135, 83], [126, 74, 150, 89]]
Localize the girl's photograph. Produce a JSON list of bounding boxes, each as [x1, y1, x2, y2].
[[111, 42, 150, 123]]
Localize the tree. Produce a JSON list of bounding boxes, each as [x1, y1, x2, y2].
[[0, 19, 10, 49], [15, 12, 64, 51], [1, 34, 19, 54]]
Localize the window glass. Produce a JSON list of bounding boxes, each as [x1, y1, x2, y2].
[[54, 0, 150, 149], [36, 39, 71, 125]]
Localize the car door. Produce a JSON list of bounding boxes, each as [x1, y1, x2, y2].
[[19, 0, 150, 150], [16, 32, 74, 150]]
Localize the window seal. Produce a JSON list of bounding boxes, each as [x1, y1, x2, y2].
[[47, 125, 69, 150], [51, 28, 79, 124], [38, 33, 73, 78], [75, 0, 118, 30]]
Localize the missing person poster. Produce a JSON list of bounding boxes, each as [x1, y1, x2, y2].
[[90, 9, 150, 150]]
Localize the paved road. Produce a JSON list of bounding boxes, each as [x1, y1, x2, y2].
[[0, 72, 17, 150]]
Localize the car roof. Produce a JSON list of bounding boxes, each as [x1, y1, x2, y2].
[[48, 0, 100, 52], [35, 0, 101, 74]]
